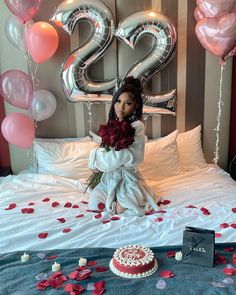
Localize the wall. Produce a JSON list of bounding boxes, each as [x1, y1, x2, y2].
[[0, 0, 233, 173]]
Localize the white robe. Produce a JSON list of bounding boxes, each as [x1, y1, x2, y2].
[[88, 120, 159, 216]]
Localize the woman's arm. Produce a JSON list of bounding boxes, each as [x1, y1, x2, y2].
[[88, 121, 145, 172]]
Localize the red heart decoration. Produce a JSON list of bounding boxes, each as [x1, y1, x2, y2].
[[195, 13, 236, 60]]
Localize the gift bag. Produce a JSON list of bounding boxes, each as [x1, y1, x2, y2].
[[182, 226, 215, 267]]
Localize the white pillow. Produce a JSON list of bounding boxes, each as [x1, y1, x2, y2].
[[177, 125, 207, 171], [139, 130, 183, 181], [35, 136, 91, 143], [34, 140, 97, 180]]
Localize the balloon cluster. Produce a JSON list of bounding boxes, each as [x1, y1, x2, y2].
[[194, 0, 236, 62], [0, 0, 59, 149]]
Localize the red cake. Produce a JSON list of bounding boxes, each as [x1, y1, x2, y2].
[[109, 245, 158, 278]]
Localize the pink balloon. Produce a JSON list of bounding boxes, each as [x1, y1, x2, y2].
[[1, 113, 35, 148], [0, 70, 33, 109], [197, 0, 236, 18], [4, 0, 42, 23], [195, 13, 236, 61], [25, 22, 59, 64], [194, 7, 204, 22]]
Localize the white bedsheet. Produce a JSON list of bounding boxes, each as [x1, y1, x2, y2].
[[0, 164, 236, 253]]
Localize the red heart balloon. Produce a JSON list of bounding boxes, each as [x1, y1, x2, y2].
[[195, 13, 236, 61], [197, 0, 236, 18]]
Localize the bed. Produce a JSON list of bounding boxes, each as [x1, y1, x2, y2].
[[1, 125, 236, 294]]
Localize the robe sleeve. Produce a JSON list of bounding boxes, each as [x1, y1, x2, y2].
[[88, 120, 145, 172]]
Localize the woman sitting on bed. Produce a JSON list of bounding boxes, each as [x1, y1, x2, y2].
[[88, 76, 158, 216]]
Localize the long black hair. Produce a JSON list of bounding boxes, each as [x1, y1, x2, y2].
[[108, 76, 143, 123]]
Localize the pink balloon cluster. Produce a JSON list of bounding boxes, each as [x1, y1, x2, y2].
[[4, 0, 59, 64], [1, 0, 59, 149], [194, 0, 236, 62]]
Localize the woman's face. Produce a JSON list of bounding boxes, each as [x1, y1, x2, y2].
[[114, 92, 137, 121]]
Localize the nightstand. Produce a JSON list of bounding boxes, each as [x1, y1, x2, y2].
[[0, 167, 12, 177]]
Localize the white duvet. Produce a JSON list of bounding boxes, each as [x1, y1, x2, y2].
[[0, 164, 236, 253]]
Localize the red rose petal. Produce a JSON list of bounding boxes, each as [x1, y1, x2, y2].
[[57, 218, 66, 223], [72, 205, 79, 208], [42, 198, 50, 202], [38, 232, 48, 239], [36, 280, 50, 290], [145, 210, 155, 215], [215, 233, 222, 238], [5, 203, 16, 210], [156, 210, 166, 213], [231, 224, 236, 229], [102, 220, 111, 224], [64, 283, 84, 293], [224, 247, 234, 252], [200, 207, 211, 215], [223, 267, 236, 275], [95, 266, 109, 272], [95, 213, 102, 219], [160, 270, 175, 278], [161, 200, 171, 206], [232, 208, 236, 213], [52, 202, 60, 207], [76, 214, 84, 218], [94, 281, 105, 289], [166, 250, 176, 258], [186, 205, 197, 208], [63, 228, 71, 233], [110, 216, 120, 221], [21, 208, 34, 214], [28, 202, 35, 206], [64, 202, 72, 208], [98, 203, 105, 210], [154, 217, 163, 222], [86, 209, 101, 213], [46, 255, 58, 260], [220, 223, 230, 228], [69, 271, 78, 280], [80, 201, 88, 204], [93, 288, 105, 295], [88, 260, 97, 266]]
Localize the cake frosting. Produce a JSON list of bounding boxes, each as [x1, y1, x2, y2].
[[109, 245, 158, 278]]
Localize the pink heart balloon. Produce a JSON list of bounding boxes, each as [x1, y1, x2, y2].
[[197, 0, 236, 18], [25, 22, 59, 64], [194, 7, 204, 22], [195, 13, 236, 61], [1, 113, 35, 149], [4, 0, 42, 23]]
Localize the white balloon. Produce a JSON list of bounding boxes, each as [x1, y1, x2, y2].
[[5, 15, 27, 52], [30, 90, 57, 121]]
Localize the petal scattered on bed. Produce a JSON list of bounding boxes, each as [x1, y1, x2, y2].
[[38, 232, 48, 239]]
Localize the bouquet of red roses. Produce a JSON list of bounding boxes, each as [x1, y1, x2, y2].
[[84, 120, 135, 193]]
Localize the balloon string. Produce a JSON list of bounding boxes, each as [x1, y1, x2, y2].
[[213, 64, 224, 165], [86, 101, 94, 132]]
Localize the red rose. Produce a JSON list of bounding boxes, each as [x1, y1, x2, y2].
[[98, 119, 135, 151]]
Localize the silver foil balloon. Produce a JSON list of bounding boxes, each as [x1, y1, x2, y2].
[[50, 0, 116, 102], [115, 11, 177, 112]]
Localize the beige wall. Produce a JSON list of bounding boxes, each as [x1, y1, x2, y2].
[[0, 0, 232, 173]]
